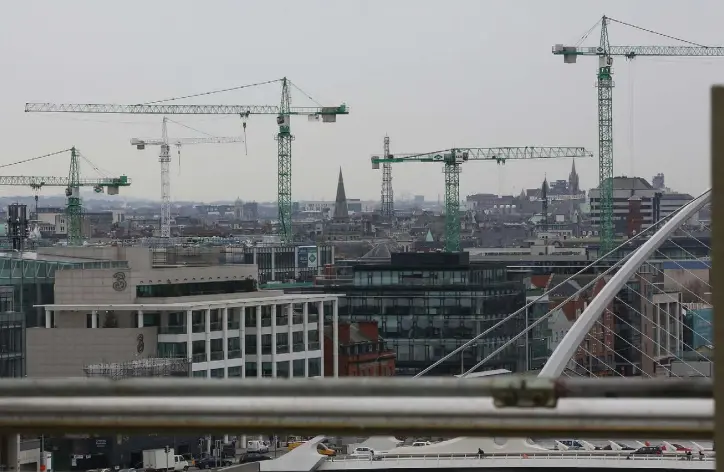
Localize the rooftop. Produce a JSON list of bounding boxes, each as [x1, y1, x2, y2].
[[36, 292, 342, 312]]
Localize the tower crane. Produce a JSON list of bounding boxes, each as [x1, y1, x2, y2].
[[553, 15, 724, 255], [375, 136, 423, 221], [0, 147, 131, 246], [25, 77, 349, 242], [130, 117, 244, 238], [371, 146, 593, 252]]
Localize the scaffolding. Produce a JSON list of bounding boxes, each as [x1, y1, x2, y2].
[[83, 357, 191, 380]]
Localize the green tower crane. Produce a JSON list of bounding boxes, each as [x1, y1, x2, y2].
[[0, 147, 131, 246], [25, 78, 348, 243], [553, 15, 724, 255], [372, 146, 593, 252]]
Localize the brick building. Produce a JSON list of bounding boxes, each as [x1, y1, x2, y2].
[[324, 321, 395, 376]]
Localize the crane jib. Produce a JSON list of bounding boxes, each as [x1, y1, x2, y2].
[[24, 103, 350, 115]]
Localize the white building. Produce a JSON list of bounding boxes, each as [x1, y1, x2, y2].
[[24, 246, 341, 378]]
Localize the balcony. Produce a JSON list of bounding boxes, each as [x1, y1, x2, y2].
[[293, 343, 305, 353], [210, 351, 224, 361], [228, 349, 241, 359], [158, 325, 186, 335], [210, 321, 223, 332], [276, 344, 290, 354], [228, 320, 240, 330], [308, 342, 320, 351], [192, 323, 205, 333], [191, 353, 207, 363]]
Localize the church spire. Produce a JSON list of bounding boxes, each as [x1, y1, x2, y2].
[[568, 160, 580, 193], [333, 167, 349, 220]]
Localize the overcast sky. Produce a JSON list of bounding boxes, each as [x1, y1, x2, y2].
[[1, 0, 721, 204]]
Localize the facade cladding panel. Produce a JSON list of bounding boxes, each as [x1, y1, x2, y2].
[[335, 252, 526, 376], [224, 245, 334, 284]]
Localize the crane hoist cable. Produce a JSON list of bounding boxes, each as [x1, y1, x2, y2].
[[164, 117, 220, 172], [0, 148, 72, 170], [142, 79, 282, 105]]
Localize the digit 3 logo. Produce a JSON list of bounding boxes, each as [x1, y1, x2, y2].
[[136, 334, 145, 354], [112, 272, 127, 291]]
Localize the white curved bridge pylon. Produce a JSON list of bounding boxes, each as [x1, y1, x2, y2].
[[539, 189, 712, 378]]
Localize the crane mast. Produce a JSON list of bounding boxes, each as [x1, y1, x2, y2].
[[597, 17, 614, 257], [66, 147, 83, 245], [131, 117, 244, 238], [553, 15, 724, 255], [381, 136, 393, 220], [160, 119, 171, 238], [276, 78, 294, 241], [25, 77, 349, 243], [372, 146, 593, 252]]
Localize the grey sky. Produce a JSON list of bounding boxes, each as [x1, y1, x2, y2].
[[1, 0, 720, 203]]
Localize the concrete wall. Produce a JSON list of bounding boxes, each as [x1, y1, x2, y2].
[[26, 327, 158, 377], [53, 265, 259, 305]]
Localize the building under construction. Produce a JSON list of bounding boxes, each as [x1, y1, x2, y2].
[[84, 357, 190, 379]]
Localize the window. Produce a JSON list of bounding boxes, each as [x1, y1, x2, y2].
[[228, 337, 241, 359], [276, 332, 289, 354], [158, 342, 187, 359], [309, 358, 321, 377], [228, 366, 242, 377], [276, 360, 290, 378], [244, 334, 257, 354], [210, 368, 224, 379], [262, 362, 273, 378], [192, 370, 207, 378], [308, 330, 319, 350], [192, 340, 206, 363], [261, 334, 272, 354], [210, 339, 223, 361], [293, 359, 305, 377], [136, 279, 257, 298], [244, 307, 256, 327], [293, 332, 304, 352], [245, 361, 258, 378]]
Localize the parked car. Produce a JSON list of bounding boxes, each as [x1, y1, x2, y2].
[[195, 457, 234, 469], [628, 446, 663, 458], [239, 453, 272, 464], [350, 447, 381, 460]]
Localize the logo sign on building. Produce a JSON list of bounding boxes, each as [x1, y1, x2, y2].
[[112, 272, 128, 291], [298, 246, 318, 269]]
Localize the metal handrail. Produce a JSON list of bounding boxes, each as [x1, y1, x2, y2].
[[0, 377, 712, 436], [329, 452, 716, 462], [0, 377, 708, 398]]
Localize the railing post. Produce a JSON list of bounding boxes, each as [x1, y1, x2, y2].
[[712, 85, 724, 472]]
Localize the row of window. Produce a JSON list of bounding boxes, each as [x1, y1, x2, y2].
[[136, 279, 256, 298], [191, 358, 322, 378], [158, 331, 321, 360]]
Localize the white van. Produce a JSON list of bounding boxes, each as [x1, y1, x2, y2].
[[173, 455, 189, 471], [247, 440, 269, 454]]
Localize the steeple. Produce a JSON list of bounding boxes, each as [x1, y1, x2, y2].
[[333, 167, 349, 220], [568, 160, 580, 193]]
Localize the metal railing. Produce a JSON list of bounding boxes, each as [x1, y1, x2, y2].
[[327, 452, 716, 465], [0, 376, 711, 437]]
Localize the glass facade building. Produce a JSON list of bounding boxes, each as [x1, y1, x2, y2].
[[0, 253, 129, 377], [332, 252, 527, 376]]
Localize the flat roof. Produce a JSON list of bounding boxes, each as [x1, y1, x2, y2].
[[36, 293, 342, 312], [0, 251, 104, 263]]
